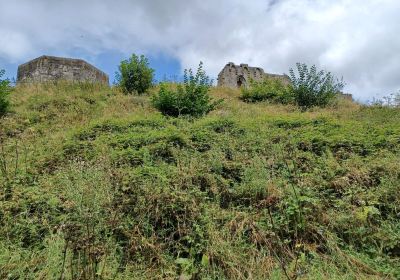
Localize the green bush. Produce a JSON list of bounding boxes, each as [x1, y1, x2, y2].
[[289, 63, 345, 109], [152, 62, 222, 117], [115, 54, 154, 94], [240, 77, 292, 103], [0, 69, 11, 117]]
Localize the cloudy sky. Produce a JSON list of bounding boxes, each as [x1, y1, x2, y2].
[[0, 0, 399, 101]]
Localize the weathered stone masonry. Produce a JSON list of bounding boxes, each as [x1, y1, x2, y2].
[[217, 62, 290, 89], [17, 55, 109, 85]]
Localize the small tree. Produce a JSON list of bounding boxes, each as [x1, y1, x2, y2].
[[0, 69, 11, 117], [289, 63, 345, 109], [115, 54, 154, 94], [152, 62, 222, 117]]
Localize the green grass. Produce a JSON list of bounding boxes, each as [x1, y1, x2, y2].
[[0, 82, 399, 279]]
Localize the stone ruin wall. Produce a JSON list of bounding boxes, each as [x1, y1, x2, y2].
[[339, 93, 353, 101], [217, 63, 265, 88], [217, 62, 290, 89], [217, 63, 353, 100], [17, 55, 109, 85]]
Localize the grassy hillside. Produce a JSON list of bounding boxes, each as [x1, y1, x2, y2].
[[0, 83, 399, 279]]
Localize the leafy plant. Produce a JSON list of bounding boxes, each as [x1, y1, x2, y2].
[[289, 63, 345, 109], [152, 62, 222, 117], [0, 69, 11, 116], [241, 77, 292, 103], [115, 54, 155, 94]]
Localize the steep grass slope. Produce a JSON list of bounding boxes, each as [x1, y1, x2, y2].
[[0, 83, 399, 279]]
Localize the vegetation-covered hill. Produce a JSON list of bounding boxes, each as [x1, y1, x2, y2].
[[1, 83, 399, 279]]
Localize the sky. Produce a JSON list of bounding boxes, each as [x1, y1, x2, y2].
[[0, 0, 399, 101]]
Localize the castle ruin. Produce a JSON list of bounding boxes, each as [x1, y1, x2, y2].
[[17, 55, 109, 85], [217, 62, 290, 89]]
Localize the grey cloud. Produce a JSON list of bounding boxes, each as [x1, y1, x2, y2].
[[0, 0, 399, 100]]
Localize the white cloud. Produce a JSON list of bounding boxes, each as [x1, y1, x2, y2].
[[0, 0, 399, 100]]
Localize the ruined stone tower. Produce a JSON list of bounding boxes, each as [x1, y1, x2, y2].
[[217, 62, 289, 89], [17, 55, 109, 85]]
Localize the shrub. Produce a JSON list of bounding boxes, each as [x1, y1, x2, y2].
[[152, 62, 222, 117], [241, 77, 292, 103], [115, 54, 154, 94], [289, 63, 345, 109], [0, 69, 11, 117]]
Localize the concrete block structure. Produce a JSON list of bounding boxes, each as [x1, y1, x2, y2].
[[17, 55, 109, 85], [217, 62, 290, 89]]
